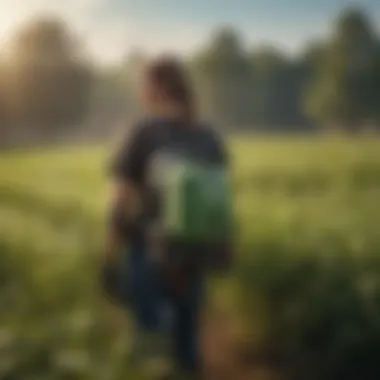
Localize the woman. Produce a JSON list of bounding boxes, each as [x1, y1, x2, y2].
[[103, 56, 230, 379]]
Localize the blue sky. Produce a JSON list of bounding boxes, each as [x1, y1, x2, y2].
[[0, 0, 379, 64]]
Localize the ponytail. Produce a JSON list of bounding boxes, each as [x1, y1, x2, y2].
[[146, 57, 196, 122]]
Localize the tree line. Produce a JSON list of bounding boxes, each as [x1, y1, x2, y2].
[[0, 7, 379, 145]]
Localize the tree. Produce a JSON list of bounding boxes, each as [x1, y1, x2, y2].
[[248, 46, 311, 130], [250, 47, 287, 128], [373, 50, 380, 127], [4, 17, 93, 134], [191, 26, 254, 129], [305, 8, 380, 130], [0, 60, 10, 146], [123, 49, 148, 120], [88, 65, 132, 136]]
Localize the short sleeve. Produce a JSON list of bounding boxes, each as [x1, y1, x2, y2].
[[110, 123, 150, 185], [216, 135, 229, 166], [208, 128, 229, 166]]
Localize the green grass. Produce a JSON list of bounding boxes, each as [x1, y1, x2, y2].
[[1, 136, 380, 379]]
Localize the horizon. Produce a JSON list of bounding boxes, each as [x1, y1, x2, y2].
[[0, 0, 379, 66]]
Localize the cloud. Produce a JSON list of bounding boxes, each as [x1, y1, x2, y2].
[[3, 0, 373, 65], [0, 0, 101, 32], [0, 0, 207, 65], [0, 0, 127, 63]]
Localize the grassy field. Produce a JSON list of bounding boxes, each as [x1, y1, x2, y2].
[[1, 136, 380, 379]]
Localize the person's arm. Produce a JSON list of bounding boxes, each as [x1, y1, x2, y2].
[[214, 131, 235, 271], [103, 179, 141, 263], [103, 124, 149, 266]]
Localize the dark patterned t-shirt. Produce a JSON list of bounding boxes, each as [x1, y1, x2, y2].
[[110, 116, 228, 243]]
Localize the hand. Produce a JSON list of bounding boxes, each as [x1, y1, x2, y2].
[[100, 250, 128, 307], [101, 231, 121, 267], [101, 260, 118, 301], [102, 247, 118, 267]]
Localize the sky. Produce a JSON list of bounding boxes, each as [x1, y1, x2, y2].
[[0, 0, 379, 65]]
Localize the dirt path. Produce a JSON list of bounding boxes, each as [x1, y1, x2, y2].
[[202, 308, 281, 380], [107, 304, 282, 379]]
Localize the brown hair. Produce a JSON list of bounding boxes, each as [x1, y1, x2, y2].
[[145, 56, 196, 122]]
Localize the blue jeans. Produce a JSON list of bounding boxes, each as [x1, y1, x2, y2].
[[123, 243, 204, 374]]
